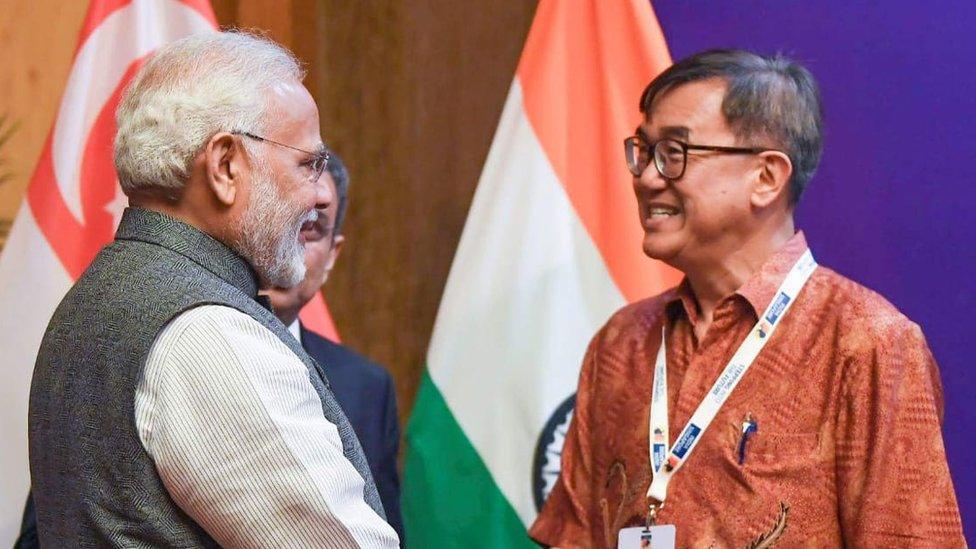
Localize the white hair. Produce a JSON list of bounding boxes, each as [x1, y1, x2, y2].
[[114, 31, 305, 195]]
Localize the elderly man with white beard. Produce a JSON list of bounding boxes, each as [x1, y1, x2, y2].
[[27, 32, 399, 548]]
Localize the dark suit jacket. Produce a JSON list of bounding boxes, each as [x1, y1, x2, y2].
[[300, 324, 404, 544], [16, 325, 404, 548]]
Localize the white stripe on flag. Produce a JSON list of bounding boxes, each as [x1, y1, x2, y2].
[[53, 0, 215, 222], [0, 205, 73, 544], [0, 1, 215, 543], [427, 80, 626, 527]]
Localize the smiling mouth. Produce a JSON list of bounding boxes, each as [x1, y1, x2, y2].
[[644, 201, 682, 218], [647, 205, 680, 218], [294, 209, 320, 242]]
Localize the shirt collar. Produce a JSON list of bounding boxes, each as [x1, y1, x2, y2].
[[288, 319, 302, 343], [114, 207, 260, 299], [667, 231, 810, 321], [668, 278, 700, 324]]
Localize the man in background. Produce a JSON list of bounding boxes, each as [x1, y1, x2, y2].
[[266, 153, 405, 543]]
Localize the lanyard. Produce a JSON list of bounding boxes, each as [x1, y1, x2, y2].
[[645, 249, 818, 516]]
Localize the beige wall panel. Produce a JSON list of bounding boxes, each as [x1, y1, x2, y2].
[[310, 1, 537, 423], [0, 0, 89, 240]]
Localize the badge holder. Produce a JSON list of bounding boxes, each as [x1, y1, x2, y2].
[[616, 501, 676, 549]]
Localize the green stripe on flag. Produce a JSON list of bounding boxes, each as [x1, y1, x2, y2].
[[403, 370, 536, 548]]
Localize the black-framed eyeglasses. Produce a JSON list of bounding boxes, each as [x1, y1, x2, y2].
[[233, 130, 331, 184], [623, 136, 778, 180]]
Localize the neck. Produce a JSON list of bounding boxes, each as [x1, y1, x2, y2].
[[129, 198, 209, 237], [274, 304, 300, 326], [685, 218, 795, 327], [128, 179, 238, 246]]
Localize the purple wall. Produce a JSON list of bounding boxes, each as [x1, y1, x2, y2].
[[653, 1, 975, 539]]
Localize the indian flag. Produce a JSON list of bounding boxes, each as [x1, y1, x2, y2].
[[402, 1, 678, 545]]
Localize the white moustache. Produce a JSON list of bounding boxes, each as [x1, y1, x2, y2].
[[302, 210, 318, 224]]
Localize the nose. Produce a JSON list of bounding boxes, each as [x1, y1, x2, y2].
[[634, 161, 668, 193], [313, 175, 334, 211]]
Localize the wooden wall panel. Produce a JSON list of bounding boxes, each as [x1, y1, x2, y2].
[[160, 0, 538, 440], [309, 1, 538, 424], [0, 0, 89, 239]]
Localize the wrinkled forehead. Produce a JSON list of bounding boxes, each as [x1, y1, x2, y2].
[[639, 78, 730, 141], [264, 80, 323, 147]]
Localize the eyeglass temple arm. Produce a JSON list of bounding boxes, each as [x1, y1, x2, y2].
[[685, 144, 775, 154], [230, 130, 263, 141]]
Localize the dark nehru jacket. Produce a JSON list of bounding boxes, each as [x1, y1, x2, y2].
[[27, 208, 384, 547]]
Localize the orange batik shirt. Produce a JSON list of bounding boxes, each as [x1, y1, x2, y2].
[[530, 233, 965, 548]]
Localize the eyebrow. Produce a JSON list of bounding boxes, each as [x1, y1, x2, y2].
[[636, 124, 690, 142], [303, 144, 329, 163], [659, 125, 690, 140]]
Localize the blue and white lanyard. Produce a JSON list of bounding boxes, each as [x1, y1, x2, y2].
[[646, 249, 818, 505]]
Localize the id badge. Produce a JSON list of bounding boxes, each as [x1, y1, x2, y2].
[[617, 524, 676, 549]]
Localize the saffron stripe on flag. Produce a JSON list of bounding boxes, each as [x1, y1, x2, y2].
[[421, 78, 625, 528], [299, 291, 341, 342], [517, 0, 678, 302]]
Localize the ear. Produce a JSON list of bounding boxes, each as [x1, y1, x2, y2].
[[204, 132, 244, 206], [325, 234, 345, 272], [750, 151, 793, 209]]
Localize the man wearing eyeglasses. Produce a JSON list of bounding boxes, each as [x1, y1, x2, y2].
[[19, 153, 403, 547], [28, 32, 398, 547], [530, 50, 963, 547]]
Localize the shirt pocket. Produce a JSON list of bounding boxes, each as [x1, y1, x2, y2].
[[713, 423, 826, 485], [736, 431, 835, 539], [738, 430, 831, 511], [747, 430, 820, 460], [742, 430, 823, 477]]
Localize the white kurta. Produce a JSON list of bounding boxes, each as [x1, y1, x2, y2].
[[134, 305, 399, 548]]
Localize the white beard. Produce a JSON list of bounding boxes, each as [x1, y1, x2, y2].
[[237, 165, 312, 289]]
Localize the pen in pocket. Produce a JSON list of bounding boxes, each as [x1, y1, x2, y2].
[[738, 412, 758, 464]]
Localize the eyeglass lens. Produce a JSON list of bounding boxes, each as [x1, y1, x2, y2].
[[625, 137, 685, 179]]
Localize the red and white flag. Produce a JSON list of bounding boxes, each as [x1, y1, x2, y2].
[[0, 1, 334, 542]]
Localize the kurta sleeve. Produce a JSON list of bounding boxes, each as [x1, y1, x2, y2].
[[136, 305, 399, 548]]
